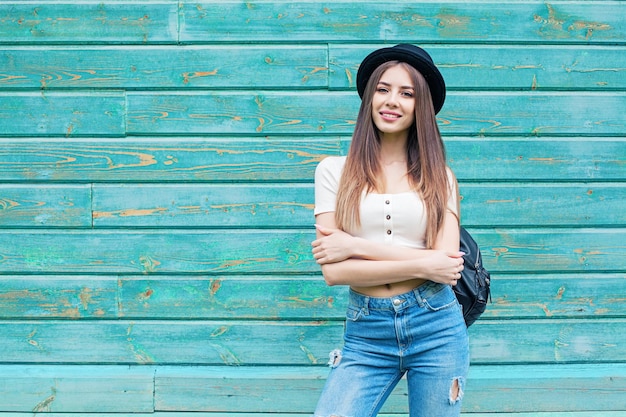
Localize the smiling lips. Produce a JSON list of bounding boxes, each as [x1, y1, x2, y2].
[[379, 111, 402, 121]]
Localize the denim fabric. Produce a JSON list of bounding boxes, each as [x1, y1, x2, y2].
[[314, 281, 469, 417]]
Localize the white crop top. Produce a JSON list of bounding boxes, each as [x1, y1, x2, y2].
[[314, 156, 458, 249]]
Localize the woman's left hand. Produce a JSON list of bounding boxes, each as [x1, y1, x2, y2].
[[311, 224, 355, 264]]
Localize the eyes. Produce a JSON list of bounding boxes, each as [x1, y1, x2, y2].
[[375, 86, 414, 98]]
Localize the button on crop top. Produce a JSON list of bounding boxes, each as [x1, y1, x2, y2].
[[314, 156, 459, 249]]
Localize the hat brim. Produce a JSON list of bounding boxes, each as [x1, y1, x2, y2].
[[356, 45, 446, 114]]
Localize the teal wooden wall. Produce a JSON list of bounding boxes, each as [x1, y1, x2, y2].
[[0, 1, 625, 415]]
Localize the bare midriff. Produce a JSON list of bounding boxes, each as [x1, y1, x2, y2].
[[351, 278, 427, 298]]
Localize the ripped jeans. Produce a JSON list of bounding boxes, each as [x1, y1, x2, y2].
[[314, 281, 469, 417]]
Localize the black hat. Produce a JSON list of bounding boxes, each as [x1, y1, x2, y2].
[[356, 44, 446, 114]]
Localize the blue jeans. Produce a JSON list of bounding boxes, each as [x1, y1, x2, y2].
[[314, 282, 470, 417]]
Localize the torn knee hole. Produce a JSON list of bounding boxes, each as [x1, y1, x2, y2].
[[448, 377, 464, 405]]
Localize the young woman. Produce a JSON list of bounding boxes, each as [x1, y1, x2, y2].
[[311, 44, 469, 417]]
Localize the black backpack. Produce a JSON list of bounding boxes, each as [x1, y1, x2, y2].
[[454, 227, 491, 327]]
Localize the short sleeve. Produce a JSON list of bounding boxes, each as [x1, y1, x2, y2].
[[446, 167, 460, 219], [314, 156, 346, 215]]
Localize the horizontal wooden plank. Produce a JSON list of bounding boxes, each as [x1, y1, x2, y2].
[[0, 276, 117, 319], [154, 364, 626, 412], [0, 92, 125, 137], [0, 319, 340, 365], [1, 273, 623, 321], [0, 2, 178, 44], [460, 183, 626, 227], [91, 183, 626, 227], [0, 230, 314, 274], [0, 138, 622, 182], [0, 365, 154, 412], [0, 185, 91, 227], [126, 92, 626, 136], [0, 45, 328, 89], [0, 319, 624, 365], [0, 137, 336, 182], [0, 363, 623, 413], [179, 1, 626, 44], [447, 138, 626, 182], [0, 229, 623, 274], [92, 183, 314, 227], [116, 273, 626, 320], [330, 45, 626, 91], [2, 45, 625, 90]]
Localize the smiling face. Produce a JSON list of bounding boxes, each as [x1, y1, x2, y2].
[[371, 64, 416, 139]]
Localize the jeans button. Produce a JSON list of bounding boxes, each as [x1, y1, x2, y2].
[[393, 298, 402, 306]]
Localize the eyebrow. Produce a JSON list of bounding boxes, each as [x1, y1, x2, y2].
[[377, 81, 415, 90]]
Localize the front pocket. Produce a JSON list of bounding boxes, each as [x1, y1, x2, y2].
[[346, 305, 364, 322], [422, 285, 458, 311]]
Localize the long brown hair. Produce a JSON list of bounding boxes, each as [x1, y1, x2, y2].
[[335, 61, 454, 248]]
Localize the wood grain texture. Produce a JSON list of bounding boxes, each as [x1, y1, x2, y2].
[[0, 276, 118, 319], [330, 45, 626, 91], [0, 45, 328, 89], [0, 185, 91, 227], [0, 229, 623, 274], [92, 183, 315, 227], [0, 2, 178, 44], [126, 92, 626, 136], [90, 183, 625, 227], [0, 365, 154, 412], [179, 1, 626, 43], [1, 273, 623, 321], [0, 137, 337, 182], [3, 45, 626, 90], [0, 92, 125, 137], [0, 138, 622, 182], [154, 364, 626, 412], [0, 319, 624, 365]]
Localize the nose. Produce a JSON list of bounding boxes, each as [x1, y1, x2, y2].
[[385, 91, 399, 107]]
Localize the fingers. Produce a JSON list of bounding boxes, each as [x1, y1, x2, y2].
[[314, 224, 333, 236]]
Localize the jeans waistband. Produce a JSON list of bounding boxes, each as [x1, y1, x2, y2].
[[349, 281, 447, 312]]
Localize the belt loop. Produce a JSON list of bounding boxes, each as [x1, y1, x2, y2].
[[413, 287, 424, 308], [362, 296, 370, 315]]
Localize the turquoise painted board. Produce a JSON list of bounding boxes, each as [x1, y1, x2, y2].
[[329, 45, 626, 91], [179, 2, 626, 43], [0, 365, 155, 412], [0, 45, 329, 89], [0, 276, 118, 319], [0, 185, 91, 227], [0, 2, 178, 44], [3, 45, 626, 90], [126, 92, 626, 136], [0, 229, 624, 274], [90, 183, 625, 227], [0, 92, 125, 137], [0, 138, 623, 182], [115, 274, 626, 320], [153, 364, 626, 412], [0, 273, 624, 321], [92, 184, 315, 227], [0, 319, 624, 365]]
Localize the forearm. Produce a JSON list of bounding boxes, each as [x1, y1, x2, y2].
[[351, 236, 429, 261], [320, 258, 425, 287]]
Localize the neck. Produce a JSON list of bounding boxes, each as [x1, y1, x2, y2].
[[379, 135, 408, 165]]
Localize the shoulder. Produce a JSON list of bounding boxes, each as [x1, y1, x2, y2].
[[317, 156, 346, 172], [315, 156, 347, 180], [445, 166, 458, 188]]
